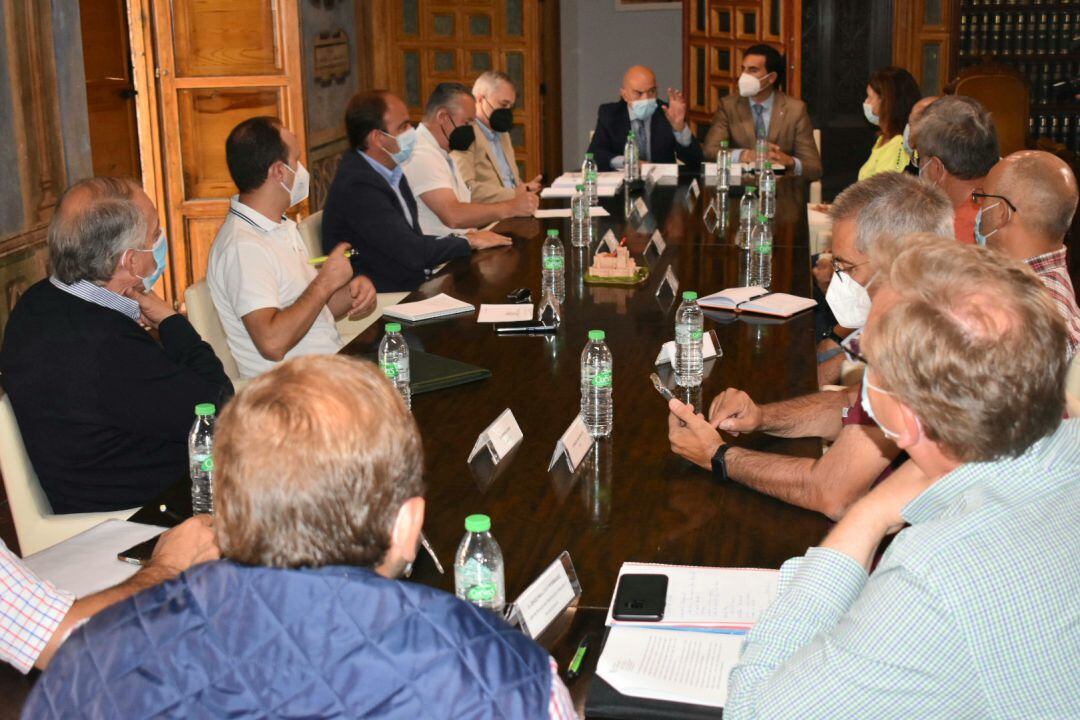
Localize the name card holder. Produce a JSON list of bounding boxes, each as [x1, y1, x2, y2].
[[548, 414, 594, 473], [655, 265, 680, 303], [603, 233, 620, 253], [632, 197, 650, 220], [505, 551, 582, 639], [598, 229, 617, 253], [645, 230, 667, 258], [654, 328, 722, 365], [468, 408, 524, 465]]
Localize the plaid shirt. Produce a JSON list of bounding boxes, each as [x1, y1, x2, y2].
[[726, 419, 1080, 719], [1026, 247, 1080, 357], [1, 540, 74, 673], [548, 657, 577, 718]]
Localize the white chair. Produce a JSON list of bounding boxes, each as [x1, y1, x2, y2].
[[809, 128, 823, 205], [298, 210, 324, 260], [0, 393, 136, 557], [1067, 352, 1080, 418], [184, 281, 242, 386]]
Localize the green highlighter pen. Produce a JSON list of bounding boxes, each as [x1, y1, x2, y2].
[[308, 249, 355, 265], [566, 633, 593, 680]]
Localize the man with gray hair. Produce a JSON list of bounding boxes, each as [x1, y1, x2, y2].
[[0, 178, 233, 512], [667, 173, 954, 518], [911, 94, 1000, 244], [403, 82, 538, 236], [453, 71, 542, 203]]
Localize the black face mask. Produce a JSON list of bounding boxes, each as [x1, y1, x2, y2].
[[488, 107, 514, 133], [444, 115, 476, 152]]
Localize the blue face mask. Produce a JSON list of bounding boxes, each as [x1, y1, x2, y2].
[[973, 202, 999, 248], [381, 127, 417, 166], [133, 230, 168, 291], [630, 98, 657, 121]]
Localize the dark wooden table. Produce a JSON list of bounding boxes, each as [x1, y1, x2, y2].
[[131, 174, 831, 718]]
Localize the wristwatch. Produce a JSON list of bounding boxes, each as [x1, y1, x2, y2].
[[711, 444, 734, 482]]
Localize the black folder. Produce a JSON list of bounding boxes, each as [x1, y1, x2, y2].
[[363, 349, 490, 395]]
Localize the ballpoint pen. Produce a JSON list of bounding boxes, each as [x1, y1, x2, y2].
[[566, 633, 593, 680]]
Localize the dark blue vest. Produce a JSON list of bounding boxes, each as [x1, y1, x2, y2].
[[24, 561, 552, 719]]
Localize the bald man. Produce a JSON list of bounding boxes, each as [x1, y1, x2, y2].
[[585, 65, 703, 172], [979, 150, 1080, 356]]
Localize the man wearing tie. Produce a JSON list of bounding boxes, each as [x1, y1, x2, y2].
[[586, 65, 703, 172], [702, 45, 822, 180], [322, 91, 510, 292]]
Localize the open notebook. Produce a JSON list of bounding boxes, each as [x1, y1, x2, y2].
[[698, 286, 816, 318]]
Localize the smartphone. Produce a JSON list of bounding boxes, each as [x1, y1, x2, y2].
[[612, 573, 668, 622], [117, 536, 159, 566], [649, 373, 675, 402]]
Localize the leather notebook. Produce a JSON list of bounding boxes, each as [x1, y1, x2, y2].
[[363, 349, 490, 395]]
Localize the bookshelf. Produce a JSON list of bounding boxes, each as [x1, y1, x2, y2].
[[953, 2, 1080, 153]]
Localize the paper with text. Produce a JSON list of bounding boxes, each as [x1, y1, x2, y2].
[[478, 304, 534, 323]]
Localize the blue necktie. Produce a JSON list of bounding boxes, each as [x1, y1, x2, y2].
[[632, 119, 649, 161], [753, 104, 767, 140]]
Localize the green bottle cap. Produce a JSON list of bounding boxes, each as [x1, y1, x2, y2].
[[745, 185, 756, 192], [764, 161, 772, 169], [720, 140, 729, 148], [585, 152, 594, 159], [465, 514, 491, 533], [547, 229, 560, 237], [194, 403, 215, 417], [576, 184, 585, 191], [385, 322, 401, 333], [588, 329, 605, 341], [682, 291, 698, 301], [628, 131, 635, 139]]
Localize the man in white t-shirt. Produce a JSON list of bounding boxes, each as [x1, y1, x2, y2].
[[208, 116, 376, 379], [403, 82, 538, 237]]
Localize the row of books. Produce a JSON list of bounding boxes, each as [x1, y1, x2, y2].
[[959, 11, 1078, 58], [1030, 113, 1080, 154], [1011, 60, 1079, 106]]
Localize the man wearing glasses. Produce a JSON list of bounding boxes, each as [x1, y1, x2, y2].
[[975, 150, 1080, 357], [667, 173, 955, 519]]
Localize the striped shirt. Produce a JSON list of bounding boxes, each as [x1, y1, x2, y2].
[[1025, 247, 1080, 357], [726, 418, 1080, 719], [548, 657, 577, 719], [49, 277, 141, 324], [1, 540, 74, 673]]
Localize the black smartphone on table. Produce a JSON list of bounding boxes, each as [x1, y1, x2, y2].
[[612, 573, 668, 622]]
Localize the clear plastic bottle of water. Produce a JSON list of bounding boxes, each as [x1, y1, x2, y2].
[[737, 186, 757, 249], [585, 170, 599, 206], [755, 137, 768, 176], [675, 291, 704, 387], [189, 403, 216, 514], [581, 329, 614, 437], [750, 214, 773, 289], [759, 161, 776, 219], [582, 152, 597, 184], [716, 140, 731, 192], [454, 514, 505, 612], [542, 229, 566, 303], [624, 131, 640, 182], [571, 184, 591, 247], [378, 323, 411, 409]]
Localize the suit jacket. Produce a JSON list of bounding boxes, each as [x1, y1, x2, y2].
[[322, 150, 472, 292], [702, 91, 823, 181], [0, 281, 232, 513], [586, 100, 704, 172], [452, 122, 522, 203]]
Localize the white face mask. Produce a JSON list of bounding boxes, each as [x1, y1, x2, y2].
[[738, 72, 763, 98], [863, 102, 880, 126], [825, 269, 873, 329], [280, 161, 310, 207], [861, 376, 901, 440], [901, 123, 912, 155]]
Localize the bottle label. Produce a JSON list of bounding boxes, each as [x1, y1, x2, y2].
[[380, 361, 398, 379], [691, 330, 703, 340], [466, 583, 498, 603], [543, 256, 565, 271], [201, 456, 214, 472], [591, 369, 613, 388]]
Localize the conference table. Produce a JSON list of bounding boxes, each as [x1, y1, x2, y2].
[[132, 171, 831, 717]]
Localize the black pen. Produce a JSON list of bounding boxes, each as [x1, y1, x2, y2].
[[158, 504, 185, 524], [495, 325, 557, 335], [566, 633, 593, 680]]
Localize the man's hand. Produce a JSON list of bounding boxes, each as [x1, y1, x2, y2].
[[664, 88, 688, 132], [506, 187, 540, 217], [708, 388, 762, 435], [123, 287, 177, 329], [346, 275, 377, 320], [766, 143, 794, 167], [524, 174, 544, 193], [149, 515, 219, 576], [668, 398, 723, 470], [316, 242, 355, 293], [466, 230, 513, 250]]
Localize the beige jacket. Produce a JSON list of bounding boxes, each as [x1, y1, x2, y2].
[[452, 121, 522, 203], [702, 90, 822, 181]]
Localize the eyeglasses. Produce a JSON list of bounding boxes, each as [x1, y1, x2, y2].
[[831, 258, 869, 279], [971, 191, 1017, 213]]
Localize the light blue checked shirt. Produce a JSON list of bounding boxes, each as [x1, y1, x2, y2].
[[726, 418, 1080, 719], [49, 277, 141, 323]]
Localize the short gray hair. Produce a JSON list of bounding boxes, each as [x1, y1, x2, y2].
[[913, 95, 999, 179], [830, 172, 954, 254], [472, 71, 514, 98], [423, 82, 472, 120], [48, 177, 147, 285]]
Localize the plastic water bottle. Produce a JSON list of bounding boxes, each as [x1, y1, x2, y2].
[[737, 186, 757, 249], [755, 137, 768, 176], [542, 229, 566, 303], [716, 140, 731, 192], [624, 131, 640, 182], [454, 514, 505, 612], [581, 329, 613, 437], [378, 323, 411, 409], [750, 214, 773, 289], [571, 184, 591, 247], [582, 152, 597, 184], [759, 161, 776, 219], [585, 170, 599, 206], [189, 403, 216, 514], [675, 291, 704, 387]]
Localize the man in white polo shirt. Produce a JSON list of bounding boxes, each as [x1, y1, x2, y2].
[[403, 82, 538, 237], [208, 116, 376, 379]]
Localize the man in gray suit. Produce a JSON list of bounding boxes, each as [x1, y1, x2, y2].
[[702, 44, 822, 180]]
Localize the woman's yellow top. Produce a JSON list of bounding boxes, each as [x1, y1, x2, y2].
[[857, 133, 910, 181]]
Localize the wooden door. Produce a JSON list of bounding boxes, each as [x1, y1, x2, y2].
[[372, 0, 544, 181], [683, 0, 803, 137], [894, 0, 955, 96], [150, 0, 306, 304], [79, 0, 141, 179]]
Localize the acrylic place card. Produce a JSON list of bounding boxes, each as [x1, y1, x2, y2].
[[468, 408, 524, 465], [505, 551, 582, 639], [548, 414, 594, 473]]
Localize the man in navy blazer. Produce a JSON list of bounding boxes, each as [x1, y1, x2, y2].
[[322, 91, 510, 292], [586, 65, 704, 172]]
